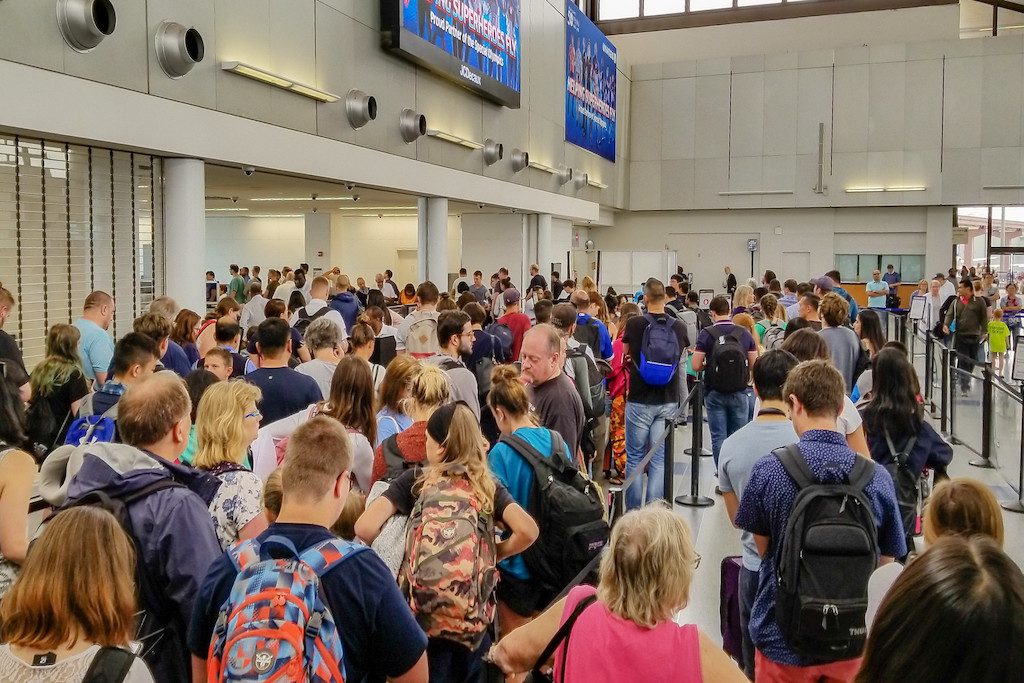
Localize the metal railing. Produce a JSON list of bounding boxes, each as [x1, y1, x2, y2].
[[899, 314, 1024, 512]]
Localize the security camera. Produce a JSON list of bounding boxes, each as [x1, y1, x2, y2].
[[511, 208, 517, 214], [242, 166, 255, 176], [352, 195, 360, 202], [378, 213, 384, 218], [345, 183, 355, 191], [477, 203, 485, 209], [231, 196, 238, 203], [312, 207, 318, 213]]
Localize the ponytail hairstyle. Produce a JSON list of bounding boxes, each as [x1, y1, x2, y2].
[[349, 320, 376, 351], [487, 364, 532, 420], [422, 402, 497, 514], [359, 310, 383, 336], [408, 364, 451, 415]]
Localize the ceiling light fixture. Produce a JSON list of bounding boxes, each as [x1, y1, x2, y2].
[[845, 186, 926, 193], [337, 206, 418, 211], [250, 196, 354, 202], [221, 61, 339, 102], [528, 161, 558, 174], [243, 214, 305, 218], [205, 207, 249, 212], [718, 190, 794, 196], [587, 178, 608, 189], [425, 129, 484, 150], [983, 185, 1024, 190]]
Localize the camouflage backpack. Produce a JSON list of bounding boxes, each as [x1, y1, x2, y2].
[[401, 475, 497, 649]]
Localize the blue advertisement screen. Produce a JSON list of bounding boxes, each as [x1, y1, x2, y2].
[[384, 1, 522, 108], [565, 1, 617, 162]]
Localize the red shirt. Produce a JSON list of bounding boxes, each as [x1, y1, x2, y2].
[[371, 421, 428, 485], [497, 312, 532, 361]]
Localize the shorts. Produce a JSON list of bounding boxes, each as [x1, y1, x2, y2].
[[755, 650, 862, 683], [496, 571, 558, 618]]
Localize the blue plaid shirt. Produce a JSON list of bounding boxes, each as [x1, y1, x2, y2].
[[735, 429, 906, 666]]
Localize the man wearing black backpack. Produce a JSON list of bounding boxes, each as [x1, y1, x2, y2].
[[692, 296, 758, 474], [621, 279, 688, 510], [735, 360, 905, 680]]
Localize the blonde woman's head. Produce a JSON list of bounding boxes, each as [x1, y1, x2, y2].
[[924, 478, 1004, 547], [598, 504, 697, 628], [733, 285, 754, 308], [422, 402, 496, 514], [193, 380, 262, 469], [408, 363, 451, 417]]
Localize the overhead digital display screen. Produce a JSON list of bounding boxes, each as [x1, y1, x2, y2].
[[565, 0, 617, 162], [381, 1, 522, 109]]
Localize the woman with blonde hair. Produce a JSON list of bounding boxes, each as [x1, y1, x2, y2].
[[193, 381, 268, 549], [754, 293, 786, 346], [370, 363, 451, 484], [590, 290, 616, 339], [376, 355, 420, 446], [27, 324, 90, 452], [488, 505, 745, 682], [731, 284, 755, 316], [357, 402, 537, 683], [0, 506, 154, 681], [580, 275, 597, 293]]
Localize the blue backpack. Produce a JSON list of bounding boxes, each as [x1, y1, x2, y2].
[[64, 405, 118, 446], [208, 535, 367, 682], [636, 314, 681, 386]]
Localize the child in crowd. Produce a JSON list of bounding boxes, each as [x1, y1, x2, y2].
[[989, 308, 1011, 375]]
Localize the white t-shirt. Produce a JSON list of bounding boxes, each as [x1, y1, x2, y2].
[[289, 299, 348, 340], [751, 395, 862, 435], [866, 562, 905, 630], [0, 644, 154, 682], [273, 280, 296, 302]]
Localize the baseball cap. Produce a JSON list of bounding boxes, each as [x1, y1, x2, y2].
[[809, 276, 834, 292], [503, 288, 521, 305]]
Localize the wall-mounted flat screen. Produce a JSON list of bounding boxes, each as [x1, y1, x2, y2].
[[381, 0, 521, 109], [565, 1, 616, 162]]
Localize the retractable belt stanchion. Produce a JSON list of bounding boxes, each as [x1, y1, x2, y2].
[[924, 329, 934, 412], [940, 345, 950, 435], [970, 362, 997, 469], [1001, 384, 1024, 513], [676, 379, 714, 508], [684, 376, 711, 457], [663, 418, 675, 505]]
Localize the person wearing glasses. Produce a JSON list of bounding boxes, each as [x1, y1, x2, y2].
[[424, 310, 481, 420], [487, 505, 745, 682], [192, 381, 268, 550]]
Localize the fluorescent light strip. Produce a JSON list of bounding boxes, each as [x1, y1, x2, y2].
[[338, 206, 418, 211], [718, 190, 794, 196], [425, 129, 484, 150], [983, 185, 1024, 190], [845, 186, 927, 193], [205, 208, 249, 212], [528, 161, 559, 174], [250, 196, 354, 202], [221, 61, 339, 102], [353, 213, 419, 218]]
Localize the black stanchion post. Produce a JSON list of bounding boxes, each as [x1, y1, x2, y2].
[[924, 330, 934, 410], [971, 362, 997, 468], [1000, 385, 1024, 513], [684, 376, 712, 457], [663, 418, 675, 505], [940, 345, 949, 435], [676, 380, 714, 508]]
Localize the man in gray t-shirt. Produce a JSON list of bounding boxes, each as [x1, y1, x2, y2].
[[719, 349, 799, 679], [819, 292, 862, 393]]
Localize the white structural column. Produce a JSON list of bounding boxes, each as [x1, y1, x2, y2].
[[304, 212, 332, 275], [537, 213, 553, 280], [417, 197, 449, 285], [163, 158, 206, 314]]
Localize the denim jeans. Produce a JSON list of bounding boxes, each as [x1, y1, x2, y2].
[[705, 389, 751, 469], [624, 401, 678, 510], [739, 567, 759, 680]]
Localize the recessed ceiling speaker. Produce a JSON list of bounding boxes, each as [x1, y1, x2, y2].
[[155, 21, 204, 78], [574, 172, 589, 190], [346, 90, 377, 130], [556, 166, 573, 186], [510, 149, 529, 173], [483, 139, 503, 166], [57, 0, 116, 52], [400, 108, 426, 143]]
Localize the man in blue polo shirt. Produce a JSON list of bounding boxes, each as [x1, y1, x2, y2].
[[569, 289, 613, 360], [736, 359, 905, 680], [74, 291, 116, 387]]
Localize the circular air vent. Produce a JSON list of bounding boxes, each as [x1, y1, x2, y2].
[[57, 0, 116, 52], [155, 21, 204, 78]]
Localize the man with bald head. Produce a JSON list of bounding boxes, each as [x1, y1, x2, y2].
[[54, 372, 221, 682], [520, 324, 585, 456], [75, 290, 116, 387]]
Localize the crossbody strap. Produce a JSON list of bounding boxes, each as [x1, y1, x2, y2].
[[529, 594, 598, 676], [884, 428, 918, 470], [82, 646, 137, 683]]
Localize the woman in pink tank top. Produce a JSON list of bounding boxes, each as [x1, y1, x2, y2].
[[487, 506, 746, 682]]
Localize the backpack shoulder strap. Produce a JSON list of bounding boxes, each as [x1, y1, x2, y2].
[[382, 434, 407, 471], [773, 444, 817, 491], [884, 428, 918, 468], [707, 324, 727, 341], [119, 478, 185, 507], [438, 357, 462, 372], [226, 538, 262, 573], [82, 646, 137, 683], [501, 431, 568, 474], [847, 455, 877, 492], [299, 538, 368, 576]]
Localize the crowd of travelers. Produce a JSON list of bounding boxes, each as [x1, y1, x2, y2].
[[0, 257, 1018, 683]]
